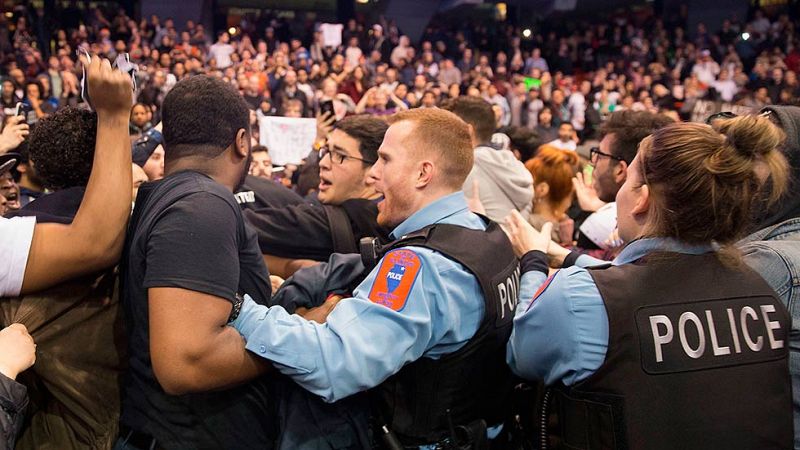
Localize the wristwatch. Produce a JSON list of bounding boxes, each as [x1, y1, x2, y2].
[[228, 293, 244, 323]]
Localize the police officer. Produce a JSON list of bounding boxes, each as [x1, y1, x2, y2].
[[506, 115, 794, 449], [233, 108, 519, 447]]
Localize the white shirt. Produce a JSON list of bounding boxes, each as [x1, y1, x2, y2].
[[0, 216, 36, 297], [208, 43, 235, 69], [547, 138, 577, 151]]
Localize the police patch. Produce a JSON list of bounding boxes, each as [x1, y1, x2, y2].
[[368, 249, 422, 311], [527, 271, 558, 311]]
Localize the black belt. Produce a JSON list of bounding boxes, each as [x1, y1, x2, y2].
[[118, 425, 164, 450]]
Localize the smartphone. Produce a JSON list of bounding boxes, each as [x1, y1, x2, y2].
[[320, 100, 336, 122], [14, 102, 32, 124]]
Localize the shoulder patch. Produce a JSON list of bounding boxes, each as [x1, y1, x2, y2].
[[527, 270, 558, 311], [368, 249, 423, 311]]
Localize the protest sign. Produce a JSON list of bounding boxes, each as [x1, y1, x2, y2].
[[259, 116, 317, 165]]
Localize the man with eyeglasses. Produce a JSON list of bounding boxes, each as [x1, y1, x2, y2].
[[243, 115, 392, 278], [571, 110, 674, 258]]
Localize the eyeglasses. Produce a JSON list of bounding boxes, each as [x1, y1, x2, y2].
[[589, 147, 625, 165], [319, 145, 376, 165], [705, 111, 738, 124]]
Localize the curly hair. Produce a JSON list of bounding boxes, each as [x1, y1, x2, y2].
[[28, 106, 97, 190]]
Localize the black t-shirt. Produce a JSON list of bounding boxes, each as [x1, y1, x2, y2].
[[243, 197, 391, 261], [235, 174, 305, 211], [120, 170, 273, 449]]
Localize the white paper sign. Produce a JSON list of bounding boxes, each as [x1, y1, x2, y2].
[[579, 202, 618, 249], [259, 116, 317, 165], [320, 23, 343, 48]]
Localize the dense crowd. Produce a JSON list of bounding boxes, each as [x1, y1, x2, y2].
[[0, 5, 799, 142], [0, 3, 800, 450]]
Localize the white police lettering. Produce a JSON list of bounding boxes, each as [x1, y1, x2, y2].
[[706, 310, 730, 356], [497, 266, 521, 320], [650, 315, 673, 363], [234, 191, 255, 205], [678, 312, 705, 359], [741, 306, 763, 352], [649, 304, 782, 362], [761, 305, 785, 350]]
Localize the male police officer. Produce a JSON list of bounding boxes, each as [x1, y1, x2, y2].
[[233, 108, 519, 447]]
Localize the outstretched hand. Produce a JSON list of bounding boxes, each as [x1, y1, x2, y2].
[[573, 172, 606, 213], [504, 210, 552, 258]]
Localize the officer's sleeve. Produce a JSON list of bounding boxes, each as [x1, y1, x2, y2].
[[243, 203, 334, 260], [232, 248, 449, 403], [507, 266, 609, 386]]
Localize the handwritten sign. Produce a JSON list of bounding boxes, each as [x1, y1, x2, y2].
[[259, 116, 317, 165]]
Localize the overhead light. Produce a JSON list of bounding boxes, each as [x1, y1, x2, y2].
[[356, 0, 369, 3], [741, 32, 750, 41], [228, 26, 237, 35], [4, 12, 12, 18], [522, 29, 532, 38]]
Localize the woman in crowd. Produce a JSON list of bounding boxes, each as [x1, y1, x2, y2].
[[525, 145, 578, 246], [506, 114, 793, 449]]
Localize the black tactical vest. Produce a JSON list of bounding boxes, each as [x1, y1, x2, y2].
[[547, 251, 792, 450], [366, 219, 519, 445]]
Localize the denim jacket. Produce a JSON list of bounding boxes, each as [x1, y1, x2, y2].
[[740, 218, 800, 449]]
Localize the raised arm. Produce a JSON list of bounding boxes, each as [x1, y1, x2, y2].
[[21, 56, 132, 293]]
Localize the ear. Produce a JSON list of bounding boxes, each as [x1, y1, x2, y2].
[[466, 124, 478, 147], [15, 163, 27, 174], [534, 181, 549, 199], [234, 128, 248, 159], [613, 160, 628, 184], [415, 160, 434, 189], [631, 184, 650, 217]]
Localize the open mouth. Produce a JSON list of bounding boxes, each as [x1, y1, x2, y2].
[[318, 176, 332, 191], [4, 191, 19, 209]]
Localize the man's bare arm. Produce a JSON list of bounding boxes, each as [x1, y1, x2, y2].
[[149, 287, 271, 395], [21, 56, 132, 293]]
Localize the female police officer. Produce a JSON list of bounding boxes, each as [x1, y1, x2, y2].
[[505, 115, 794, 449]]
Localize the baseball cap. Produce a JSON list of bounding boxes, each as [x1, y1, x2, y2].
[[132, 128, 164, 167], [0, 152, 20, 176]]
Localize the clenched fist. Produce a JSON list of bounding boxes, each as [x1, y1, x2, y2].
[[79, 54, 133, 117], [0, 324, 36, 380]]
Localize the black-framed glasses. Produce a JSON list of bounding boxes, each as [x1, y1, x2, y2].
[[589, 147, 624, 165], [705, 111, 738, 124], [319, 145, 376, 165]]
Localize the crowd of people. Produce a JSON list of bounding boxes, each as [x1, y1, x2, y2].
[[0, 2, 799, 450]]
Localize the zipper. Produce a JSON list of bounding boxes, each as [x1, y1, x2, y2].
[[540, 388, 552, 450]]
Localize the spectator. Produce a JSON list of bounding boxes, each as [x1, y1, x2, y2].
[[534, 106, 558, 144], [525, 145, 579, 245], [208, 31, 235, 69], [548, 122, 578, 151], [442, 96, 533, 223]]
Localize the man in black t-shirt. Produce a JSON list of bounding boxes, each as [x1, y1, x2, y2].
[[118, 75, 274, 449], [244, 115, 391, 278]]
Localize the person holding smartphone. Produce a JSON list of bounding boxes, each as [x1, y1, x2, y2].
[[0, 55, 132, 297]]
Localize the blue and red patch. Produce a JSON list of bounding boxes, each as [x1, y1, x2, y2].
[[368, 249, 422, 311], [527, 271, 559, 311]]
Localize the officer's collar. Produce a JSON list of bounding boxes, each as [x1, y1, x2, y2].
[[613, 237, 718, 266], [390, 191, 468, 240]]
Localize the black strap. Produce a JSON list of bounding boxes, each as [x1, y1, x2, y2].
[[324, 204, 358, 254]]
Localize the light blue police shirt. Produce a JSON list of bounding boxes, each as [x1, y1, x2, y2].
[[233, 191, 487, 403], [508, 237, 716, 386]]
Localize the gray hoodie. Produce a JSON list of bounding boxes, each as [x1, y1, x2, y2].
[[463, 145, 533, 224]]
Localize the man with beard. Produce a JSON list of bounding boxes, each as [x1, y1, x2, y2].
[[572, 110, 673, 258], [233, 108, 520, 448], [117, 75, 274, 449]]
